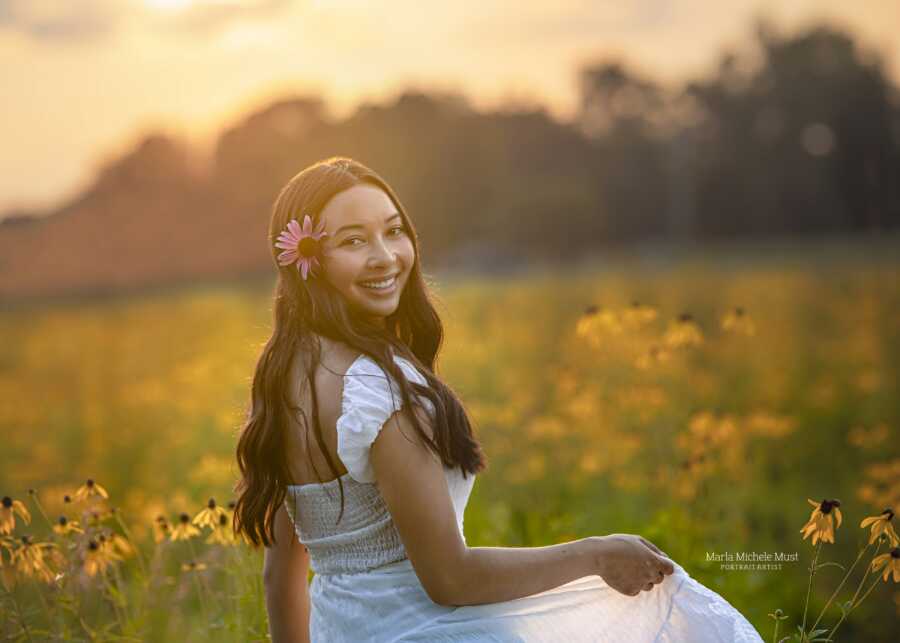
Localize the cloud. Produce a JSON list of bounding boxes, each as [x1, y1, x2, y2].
[[0, 0, 122, 45], [154, 0, 293, 38]]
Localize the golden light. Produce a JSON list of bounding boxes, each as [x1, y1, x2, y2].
[[144, 0, 195, 11]]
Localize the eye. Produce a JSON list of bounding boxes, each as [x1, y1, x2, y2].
[[389, 226, 406, 236]]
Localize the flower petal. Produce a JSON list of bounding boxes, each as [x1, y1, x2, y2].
[[301, 215, 313, 236], [300, 258, 310, 280], [277, 250, 298, 265], [287, 219, 301, 237]]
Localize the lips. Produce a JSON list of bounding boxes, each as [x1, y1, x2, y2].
[[358, 273, 399, 285]]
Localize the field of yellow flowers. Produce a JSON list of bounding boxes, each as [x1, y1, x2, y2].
[[1, 239, 898, 641]]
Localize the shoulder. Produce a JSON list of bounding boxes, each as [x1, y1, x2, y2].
[[336, 352, 435, 484]]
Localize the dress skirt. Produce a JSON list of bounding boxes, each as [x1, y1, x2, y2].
[[308, 557, 764, 642]]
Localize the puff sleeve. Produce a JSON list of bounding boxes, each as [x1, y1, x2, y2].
[[336, 354, 436, 484]]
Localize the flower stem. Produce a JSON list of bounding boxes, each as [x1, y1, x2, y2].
[[800, 540, 822, 635], [828, 538, 885, 639], [809, 541, 870, 632], [3, 585, 35, 643]]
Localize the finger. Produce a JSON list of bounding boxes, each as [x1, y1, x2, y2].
[[639, 536, 663, 555], [658, 558, 675, 575]]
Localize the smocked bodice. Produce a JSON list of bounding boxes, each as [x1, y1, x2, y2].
[[285, 466, 475, 575]]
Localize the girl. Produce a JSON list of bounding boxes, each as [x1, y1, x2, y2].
[[233, 157, 764, 642]]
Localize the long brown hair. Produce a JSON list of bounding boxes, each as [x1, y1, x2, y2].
[[233, 157, 487, 547]]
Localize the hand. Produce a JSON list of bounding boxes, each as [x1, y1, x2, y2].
[[592, 534, 675, 597]]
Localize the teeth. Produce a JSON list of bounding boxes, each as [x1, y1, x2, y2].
[[360, 276, 396, 289]]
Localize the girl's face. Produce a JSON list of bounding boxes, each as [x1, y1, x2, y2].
[[319, 184, 415, 325]]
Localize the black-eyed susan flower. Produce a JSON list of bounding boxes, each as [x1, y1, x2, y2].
[[193, 498, 228, 530], [181, 560, 208, 572], [720, 306, 756, 336], [97, 530, 134, 558], [84, 537, 122, 577], [801, 498, 842, 546], [207, 512, 237, 546], [52, 515, 83, 536], [1, 496, 31, 535], [871, 547, 900, 583], [663, 313, 704, 349], [12, 535, 57, 584], [152, 515, 171, 543], [170, 513, 200, 541], [74, 479, 108, 502], [860, 508, 899, 547]]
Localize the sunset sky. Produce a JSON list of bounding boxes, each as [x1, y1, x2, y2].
[[1, 0, 898, 215]]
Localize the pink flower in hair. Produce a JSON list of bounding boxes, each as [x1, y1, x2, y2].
[[275, 214, 329, 280]]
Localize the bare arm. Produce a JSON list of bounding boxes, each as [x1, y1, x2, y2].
[[263, 504, 311, 643], [371, 406, 674, 607]]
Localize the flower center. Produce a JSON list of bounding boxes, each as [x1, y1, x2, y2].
[[891, 548, 900, 559], [208, 498, 216, 509], [821, 499, 840, 513], [180, 513, 190, 524], [298, 237, 320, 258], [1, 496, 11, 508]]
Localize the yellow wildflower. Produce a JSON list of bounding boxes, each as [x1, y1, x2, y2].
[[800, 498, 842, 546], [170, 513, 200, 541], [101, 531, 134, 558], [12, 536, 57, 584], [860, 508, 899, 547], [74, 479, 109, 502], [153, 515, 171, 543], [52, 515, 83, 536], [663, 313, 704, 349], [720, 306, 756, 336], [1, 496, 31, 535], [871, 547, 900, 583], [207, 512, 237, 545], [193, 498, 228, 529], [83, 538, 121, 577]]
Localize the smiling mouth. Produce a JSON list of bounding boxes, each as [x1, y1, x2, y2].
[[358, 275, 398, 291]]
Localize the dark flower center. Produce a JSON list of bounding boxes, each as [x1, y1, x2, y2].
[[891, 548, 899, 559], [583, 305, 598, 316], [735, 307, 744, 316], [1, 496, 11, 508], [227, 501, 236, 510], [821, 499, 841, 513], [678, 312, 693, 323], [156, 515, 165, 523], [86, 479, 94, 487], [207, 498, 216, 509], [88, 540, 98, 551], [179, 513, 190, 524], [298, 237, 320, 258], [883, 508, 894, 521], [63, 495, 71, 503], [58, 516, 68, 526]]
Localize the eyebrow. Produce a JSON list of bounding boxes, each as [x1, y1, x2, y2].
[[334, 212, 402, 236]]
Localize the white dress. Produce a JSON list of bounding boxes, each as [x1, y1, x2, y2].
[[284, 353, 764, 642]]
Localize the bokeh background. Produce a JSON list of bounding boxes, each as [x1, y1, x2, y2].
[[1, 1, 898, 640]]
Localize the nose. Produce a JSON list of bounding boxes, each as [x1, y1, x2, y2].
[[367, 235, 398, 268]]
